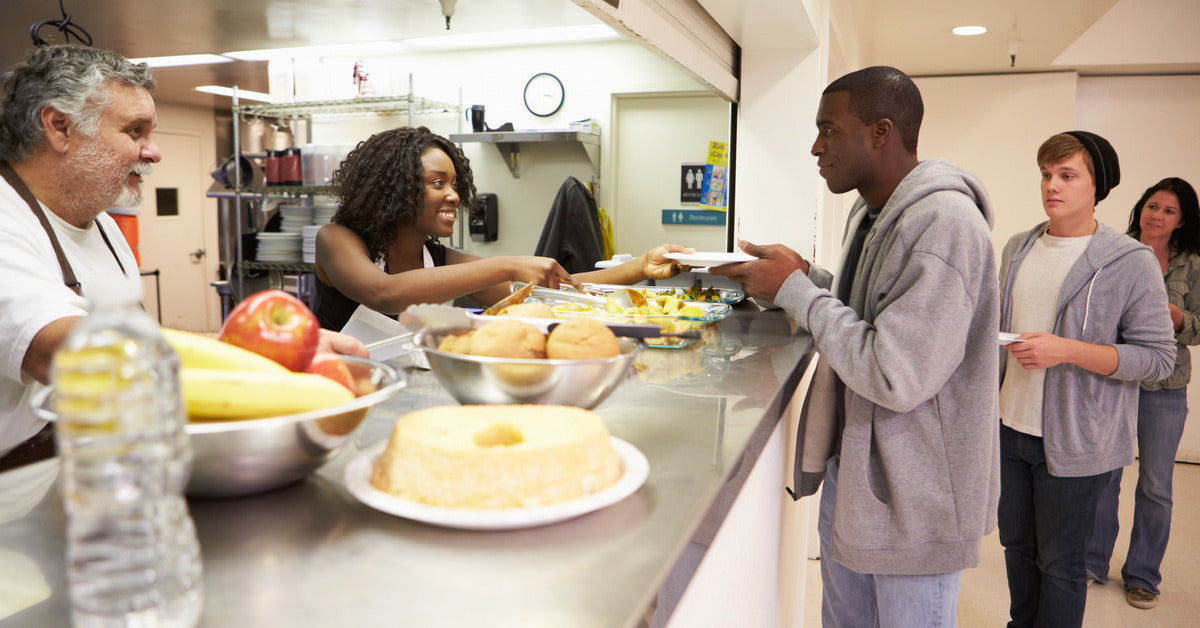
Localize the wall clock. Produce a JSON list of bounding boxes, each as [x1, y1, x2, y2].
[[523, 72, 564, 117]]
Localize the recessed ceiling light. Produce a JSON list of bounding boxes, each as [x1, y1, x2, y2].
[[194, 86, 272, 103], [952, 26, 987, 36], [128, 53, 233, 68]]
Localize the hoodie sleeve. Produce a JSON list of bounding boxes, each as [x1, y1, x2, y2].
[[778, 197, 994, 413], [1111, 247, 1177, 382]]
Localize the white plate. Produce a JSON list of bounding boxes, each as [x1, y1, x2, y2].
[[344, 437, 649, 530], [663, 251, 756, 267], [998, 332, 1025, 345]]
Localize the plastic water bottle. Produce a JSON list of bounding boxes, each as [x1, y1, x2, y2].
[[51, 277, 203, 627]]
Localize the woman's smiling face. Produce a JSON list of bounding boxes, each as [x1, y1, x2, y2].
[[415, 146, 460, 238]]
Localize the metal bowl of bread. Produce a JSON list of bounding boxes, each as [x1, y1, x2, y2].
[[413, 318, 641, 409]]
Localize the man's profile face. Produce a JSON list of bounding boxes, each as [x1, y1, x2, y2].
[[1039, 151, 1096, 224], [811, 91, 873, 196], [63, 82, 160, 213]]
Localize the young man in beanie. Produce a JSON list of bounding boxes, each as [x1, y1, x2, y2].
[[997, 131, 1176, 627]]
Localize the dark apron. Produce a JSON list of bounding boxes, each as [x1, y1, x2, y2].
[[0, 160, 126, 471]]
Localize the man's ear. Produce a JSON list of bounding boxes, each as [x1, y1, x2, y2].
[[40, 106, 72, 154], [871, 118, 894, 149]]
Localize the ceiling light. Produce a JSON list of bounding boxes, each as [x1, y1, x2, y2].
[[952, 26, 987, 36], [129, 54, 233, 68], [223, 40, 406, 61], [194, 86, 272, 103], [405, 24, 621, 49]]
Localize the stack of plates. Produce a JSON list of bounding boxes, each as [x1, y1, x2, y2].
[[301, 225, 320, 264], [256, 232, 302, 262], [313, 203, 338, 225], [279, 204, 315, 233]]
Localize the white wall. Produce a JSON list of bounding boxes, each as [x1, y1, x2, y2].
[[915, 72, 1078, 250], [912, 71, 1200, 462], [1077, 75, 1200, 462], [288, 39, 715, 261]]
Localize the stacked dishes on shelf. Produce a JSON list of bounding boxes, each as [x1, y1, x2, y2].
[[302, 225, 320, 264], [312, 203, 337, 225], [256, 232, 302, 262], [279, 203, 315, 233]]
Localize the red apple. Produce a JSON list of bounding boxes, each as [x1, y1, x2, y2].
[[219, 289, 320, 372], [305, 352, 357, 394]]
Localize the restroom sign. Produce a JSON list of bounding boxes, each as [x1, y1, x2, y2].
[[680, 163, 705, 204]]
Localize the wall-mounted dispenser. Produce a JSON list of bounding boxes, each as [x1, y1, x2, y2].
[[470, 192, 498, 242]]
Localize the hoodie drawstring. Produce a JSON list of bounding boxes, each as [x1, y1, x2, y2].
[[1082, 265, 1103, 334]]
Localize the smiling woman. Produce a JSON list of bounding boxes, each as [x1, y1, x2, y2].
[[310, 125, 695, 332]]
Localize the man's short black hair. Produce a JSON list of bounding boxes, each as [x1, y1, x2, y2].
[[823, 66, 923, 154]]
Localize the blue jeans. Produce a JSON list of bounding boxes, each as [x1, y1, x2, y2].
[[1086, 387, 1188, 594], [998, 425, 1109, 628], [818, 457, 963, 627]]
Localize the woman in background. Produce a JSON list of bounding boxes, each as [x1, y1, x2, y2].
[[313, 126, 692, 330], [1087, 177, 1200, 610]]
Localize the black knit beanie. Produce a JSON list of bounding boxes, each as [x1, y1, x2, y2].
[[1064, 130, 1120, 203]]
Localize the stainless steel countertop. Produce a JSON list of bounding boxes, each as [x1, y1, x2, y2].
[[0, 304, 813, 628]]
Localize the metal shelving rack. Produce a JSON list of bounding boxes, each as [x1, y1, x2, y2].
[[225, 85, 459, 302]]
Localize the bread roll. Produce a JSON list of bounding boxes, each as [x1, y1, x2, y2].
[[468, 320, 547, 359], [546, 318, 620, 360]]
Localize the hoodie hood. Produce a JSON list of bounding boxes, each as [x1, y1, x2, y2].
[[1012, 220, 1148, 270], [874, 158, 994, 233]]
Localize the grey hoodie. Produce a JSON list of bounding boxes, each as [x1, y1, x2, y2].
[[999, 221, 1175, 477], [776, 158, 1000, 575]]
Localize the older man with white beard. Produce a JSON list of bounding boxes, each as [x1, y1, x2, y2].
[[0, 45, 159, 468]]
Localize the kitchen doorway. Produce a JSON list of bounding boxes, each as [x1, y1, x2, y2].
[[138, 130, 218, 332], [610, 92, 731, 257]]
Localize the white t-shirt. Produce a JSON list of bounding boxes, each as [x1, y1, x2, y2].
[[0, 179, 138, 457], [1000, 232, 1092, 436]]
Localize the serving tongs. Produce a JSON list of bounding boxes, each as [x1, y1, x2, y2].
[[508, 282, 649, 310]]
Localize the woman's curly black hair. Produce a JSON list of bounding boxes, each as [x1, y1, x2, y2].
[[330, 126, 476, 264]]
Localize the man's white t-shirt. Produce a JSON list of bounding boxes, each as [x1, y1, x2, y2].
[[0, 179, 138, 457], [999, 232, 1092, 436]]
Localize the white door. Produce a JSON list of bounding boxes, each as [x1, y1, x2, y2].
[[138, 130, 216, 332], [611, 93, 731, 257]]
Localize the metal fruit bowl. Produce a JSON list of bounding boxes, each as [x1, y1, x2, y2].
[[413, 327, 641, 409], [34, 355, 406, 498]]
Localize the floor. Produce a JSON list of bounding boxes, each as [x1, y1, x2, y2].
[[804, 462, 1200, 627]]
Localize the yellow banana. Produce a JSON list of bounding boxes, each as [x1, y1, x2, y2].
[[162, 328, 287, 373], [181, 368, 355, 420]]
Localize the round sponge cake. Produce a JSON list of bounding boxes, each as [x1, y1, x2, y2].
[[370, 405, 623, 508]]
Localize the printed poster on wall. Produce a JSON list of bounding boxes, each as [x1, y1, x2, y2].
[[699, 141, 728, 211]]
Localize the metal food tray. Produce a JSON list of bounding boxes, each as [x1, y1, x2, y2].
[[580, 283, 746, 305]]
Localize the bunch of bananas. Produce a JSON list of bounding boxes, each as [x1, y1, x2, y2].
[[162, 329, 355, 421]]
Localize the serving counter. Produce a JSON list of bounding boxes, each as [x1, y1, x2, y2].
[[0, 303, 815, 627]]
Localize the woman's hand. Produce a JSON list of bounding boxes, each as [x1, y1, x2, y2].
[[640, 244, 695, 279], [498, 256, 584, 290], [318, 329, 369, 359]]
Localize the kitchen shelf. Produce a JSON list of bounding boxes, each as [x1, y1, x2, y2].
[[236, 94, 456, 119], [449, 130, 600, 178], [240, 260, 315, 274], [223, 83, 457, 304]]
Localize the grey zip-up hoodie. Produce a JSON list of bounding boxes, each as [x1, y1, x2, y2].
[[776, 158, 1000, 575], [999, 222, 1175, 477]]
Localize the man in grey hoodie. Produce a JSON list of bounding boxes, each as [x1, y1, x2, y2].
[[709, 66, 999, 626], [998, 131, 1175, 627]]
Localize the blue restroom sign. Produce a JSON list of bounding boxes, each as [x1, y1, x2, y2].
[[661, 209, 727, 226]]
